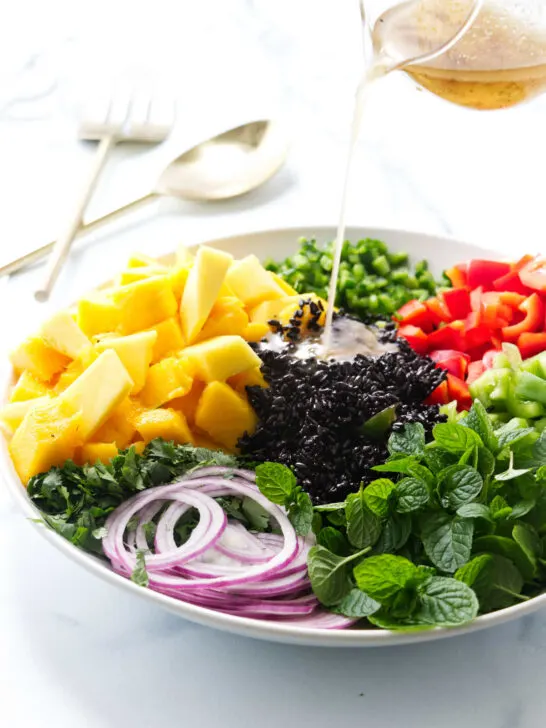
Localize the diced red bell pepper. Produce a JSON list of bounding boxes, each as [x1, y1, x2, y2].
[[467, 360, 486, 385], [465, 343, 495, 362], [517, 332, 546, 359], [429, 349, 470, 379], [425, 380, 451, 406], [445, 263, 468, 289], [482, 349, 500, 369], [470, 286, 484, 312], [442, 288, 471, 320], [497, 292, 527, 308], [514, 254, 535, 272], [397, 325, 429, 353], [519, 257, 546, 293], [467, 259, 511, 290], [502, 293, 544, 341], [464, 312, 492, 349], [490, 335, 503, 349], [446, 374, 472, 410], [426, 323, 465, 352], [493, 270, 533, 295], [425, 297, 451, 325], [397, 300, 433, 330]]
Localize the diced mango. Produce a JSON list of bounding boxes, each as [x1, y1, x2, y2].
[[228, 366, 268, 394], [61, 349, 133, 439], [249, 296, 302, 325], [194, 297, 249, 343], [140, 357, 193, 408], [226, 255, 285, 307], [10, 371, 50, 402], [192, 433, 226, 452], [78, 442, 118, 465], [242, 322, 269, 343], [10, 337, 70, 382], [118, 265, 168, 285], [95, 330, 157, 394], [170, 380, 206, 425], [40, 311, 91, 359], [269, 271, 298, 296], [109, 276, 178, 335], [126, 253, 165, 269], [169, 265, 190, 302], [9, 398, 83, 484], [180, 245, 233, 343], [133, 441, 146, 455], [195, 382, 257, 450], [77, 295, 120, 337], [90, 397, 143, 449], [182, 335, 261, 382], [278, 295, 327, 329], [0, 396, 51, 433], [134, 407, 193, 445], [146, 318, 185, 363]]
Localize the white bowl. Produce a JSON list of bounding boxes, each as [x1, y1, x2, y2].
[[2, 225, 542, 648]]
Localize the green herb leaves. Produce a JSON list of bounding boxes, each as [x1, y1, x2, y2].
[[346, 485, 381, 549], [255, 462, 313, 536], [307, 546, 371, 606]]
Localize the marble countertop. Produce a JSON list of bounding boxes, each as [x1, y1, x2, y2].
[[3, 1, 546, 726]]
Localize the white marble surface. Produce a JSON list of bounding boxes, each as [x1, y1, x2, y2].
[[3, 1, 546, 726]]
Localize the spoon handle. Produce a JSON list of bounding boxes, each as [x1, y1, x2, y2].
[[1, 191, 158, 279]]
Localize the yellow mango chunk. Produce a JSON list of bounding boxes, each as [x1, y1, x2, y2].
[[10, 371, 50, 402], [40, 311, 91, 359], [194, 297, 249, 343], [193, 433, 226, 452], [169, 266, 190, 302], [91, 397, 143, 449], [126, 253, 166, 269], [95, 330, 157, 394], [182, 335, 261, 382], [146, 318, 185, 363], [77, 442, 118, 465], [140, 357, 193, 408], [226, 255, 285, 307], [10, 337, 70, 382], [9, 398, 83, 484], [109, 276, 178, 335], [249, 296, 302, 325], [228, 366, 268, 394], [134, 407, 193, 445], [133, 441, 146, 455], [54, 346, 99, 393], [242, 322, 269, 343], [170, 380, 206, 426], [77, 295, 120, 338], [195, 382, 257, 450], [180, 245, 233, 343], [61, 349, 133, 439], [118, 265, 168, 285], [269, 271, 298, 296], [278, 296, 327, 329], [0, 396, 51, 433]]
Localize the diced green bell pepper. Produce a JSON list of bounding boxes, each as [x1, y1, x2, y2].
[[470, 368, 512, 409], [514, 371, 546, 406]]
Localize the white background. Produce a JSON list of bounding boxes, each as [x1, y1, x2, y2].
[[2, 1, 546, 726]]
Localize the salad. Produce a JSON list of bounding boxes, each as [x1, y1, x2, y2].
[[4, 239, 546, 632]]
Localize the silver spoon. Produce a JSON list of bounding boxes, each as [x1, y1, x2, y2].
[[2, 119, 289, 279]]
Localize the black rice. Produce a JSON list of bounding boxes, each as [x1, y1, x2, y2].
[[238, 324, 446, 504]]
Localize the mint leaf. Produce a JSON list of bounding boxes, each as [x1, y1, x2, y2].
[[424, 448, 457, 474], [346, 485, 382, 549], [455, 554, 493, 590], [412, 576, 478, 626], [288, 490, 313, 536], [131, 550, 149, 588], [255, 462, 296, 504], [473, 535, 536, 581], [388, 423, 426, 457], [421, 513, 474, 573], [242, 497, 271, 531], [363, 479, 396, 517], [307, 546, 369, 606], [433, 423, 483, 452], [367, 610, 433, 632], [489, 495, 512, 521], [456, 503, 492, 521], [353, 554, 417, 601], [317, 526, 350, 556], [314, 502, 346, 512], [462, 401, 498, 453], [374, 513, 412, 553], [396, 477, 429, 513], [532, 430, 546, 463], [373, 457, 419, 475], [438, 465, 483, 510], [510, 499, 536, 519], [456, 554, 524, 611], [496, 424, 535, 450], [512, 523, 542, 570], [333, 589, 381, 618], [477, 447, 496, 479]]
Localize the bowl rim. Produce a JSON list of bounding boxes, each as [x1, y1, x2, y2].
[[2, 223, 543, 648]]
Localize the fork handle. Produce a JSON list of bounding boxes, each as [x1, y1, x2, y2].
[[35, 135, 116, 302]]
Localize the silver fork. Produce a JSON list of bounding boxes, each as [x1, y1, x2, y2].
[[34, 84, 175, 301]]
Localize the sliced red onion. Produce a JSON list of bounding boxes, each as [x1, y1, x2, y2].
[[102, 466, 353, 630]]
